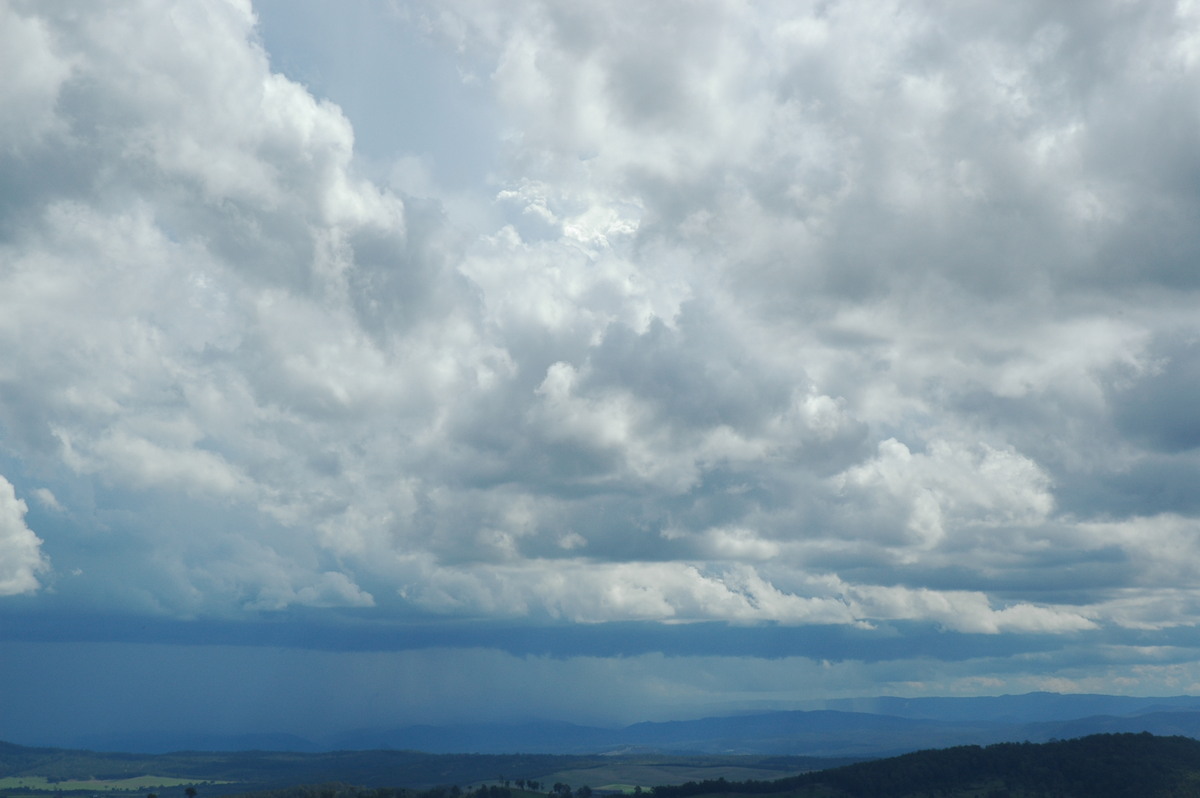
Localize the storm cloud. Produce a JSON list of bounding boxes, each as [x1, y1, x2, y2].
[[3, 0, 1200, 742]]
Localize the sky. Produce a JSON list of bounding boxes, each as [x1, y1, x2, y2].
[[3, 0, 1200, 748]]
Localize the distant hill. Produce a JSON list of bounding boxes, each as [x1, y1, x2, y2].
[[36, 693, 1200, 759], [649, 733, 1200, 798], [317, 696, 1200, 758], [810, 692, 1200, 723], [1022, 710, 1200, 741]]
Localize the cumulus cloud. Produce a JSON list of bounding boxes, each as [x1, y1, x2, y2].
[[0, 2, 71, 150], [0, 0, 1198, 651], [403, 559, 1095, 635], [835, 438, 1055, 549], [0, 476, 48, 595], [406, 560, 860, 625], [839, 581, 1096, 634]]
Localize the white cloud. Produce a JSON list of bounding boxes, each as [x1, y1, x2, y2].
[[1073, 514, 1200, 596], [0, 2, 71, 149], [840, 580, 1096, 634], [259, 570, 375, 611], [402, 558, 1095, 633], [836, 438, 1055, 549], [31, 488, 62, 513], [0, 0, 1198, 647], [0, 475, 49, 596], [406, 559, 859, 625]]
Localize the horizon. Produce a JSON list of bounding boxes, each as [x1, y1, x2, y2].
[[7, 689, 1200, 755], [4, 0, 1200, 750], [7, 689, 1200, 757]]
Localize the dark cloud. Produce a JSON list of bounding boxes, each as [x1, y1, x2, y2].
[[1111, 335, 1200, 454]]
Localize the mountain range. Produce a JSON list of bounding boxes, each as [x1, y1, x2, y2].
[[63, 693, 1200, 757]]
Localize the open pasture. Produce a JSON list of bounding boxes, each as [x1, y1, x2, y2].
[[0, 775, 211, 792]]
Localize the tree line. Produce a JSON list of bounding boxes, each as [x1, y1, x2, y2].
[[223, 779, 595, 798]]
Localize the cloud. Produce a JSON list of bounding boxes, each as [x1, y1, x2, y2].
[[0, 475, 49, 596], [0, 2, 71, 151], [402, 559, 1095, 634], [31, 488, 62, 513], [835, 438, 1055, 549], [0, 0, 1198, 659], [840, 580, 1096, 635], [405, 559, 859, 625]]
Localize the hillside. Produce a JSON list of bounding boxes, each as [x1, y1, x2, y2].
[[649, 733, 1200, 798]]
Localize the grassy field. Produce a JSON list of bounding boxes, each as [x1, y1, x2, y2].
[[0, 740, 849, 795], [0, 775, 219, 792]]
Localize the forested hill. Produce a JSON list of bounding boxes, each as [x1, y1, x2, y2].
[[648, 733, 1200, 798]]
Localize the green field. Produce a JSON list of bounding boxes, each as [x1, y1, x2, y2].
[[0, 775, 217, 792]]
